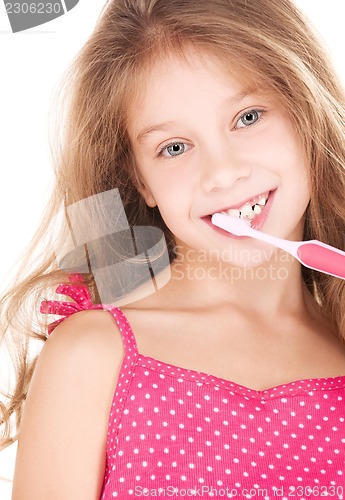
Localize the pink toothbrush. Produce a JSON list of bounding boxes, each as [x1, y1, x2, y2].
[[211, 213, 345, 280]]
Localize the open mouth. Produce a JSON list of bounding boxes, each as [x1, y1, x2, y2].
[[203, 189, 275, 232], [217, 191, 270, 221]]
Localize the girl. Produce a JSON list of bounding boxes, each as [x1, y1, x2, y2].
[[1, 0, 345, 498]]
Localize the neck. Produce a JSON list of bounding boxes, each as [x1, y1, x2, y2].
[[168, 247, 314, 319]]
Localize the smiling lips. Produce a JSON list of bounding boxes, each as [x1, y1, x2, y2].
[[211, 191, 270, 222]]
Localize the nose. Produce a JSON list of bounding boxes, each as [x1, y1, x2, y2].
[[199, 143, 252, 192]]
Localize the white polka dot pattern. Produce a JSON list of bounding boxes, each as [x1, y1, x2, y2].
[[41, 279, 345, 500], [101, 322, 345, 499]]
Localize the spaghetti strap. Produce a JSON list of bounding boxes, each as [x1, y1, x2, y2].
[[40, 275, 143, 484], [40, 274, 139, 358], [102, 305, 139, 359]]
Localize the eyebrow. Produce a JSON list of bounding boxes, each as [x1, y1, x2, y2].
[[135, 88, 257, 143]]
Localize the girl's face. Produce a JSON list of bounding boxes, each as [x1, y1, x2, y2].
[[127, 50, 311, 266]]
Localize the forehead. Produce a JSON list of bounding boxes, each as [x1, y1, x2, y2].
[[133, 47, 256, 99], [126, 48, 268, 137]]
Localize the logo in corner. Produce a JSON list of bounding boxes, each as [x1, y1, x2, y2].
[[4, 0, 80, 33]]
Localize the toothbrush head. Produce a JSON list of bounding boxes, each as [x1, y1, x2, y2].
[[211, 213, 253, 236]]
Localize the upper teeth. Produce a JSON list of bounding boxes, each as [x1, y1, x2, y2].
[[220, 192, 269, 221]]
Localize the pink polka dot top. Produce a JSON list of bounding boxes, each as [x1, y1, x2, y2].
[[40, 276, 345, 500]]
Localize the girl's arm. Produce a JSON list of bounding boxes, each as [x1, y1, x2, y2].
[[11, 309, 124, 500]]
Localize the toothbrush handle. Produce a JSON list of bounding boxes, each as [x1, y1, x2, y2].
[[297, 240, 345, 279]]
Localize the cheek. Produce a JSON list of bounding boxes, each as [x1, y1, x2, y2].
[[143, 165, 191, 204], [151, 176, 192, 230], [156, 190, 187, 221], [271, 123, 308, 184]]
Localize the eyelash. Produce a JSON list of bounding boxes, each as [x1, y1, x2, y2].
[[156, 107, 267, 158], [236, 108, 266, 129]]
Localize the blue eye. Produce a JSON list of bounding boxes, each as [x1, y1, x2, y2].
[[236, 109, 264, 128], [158, 141, 188, 157]]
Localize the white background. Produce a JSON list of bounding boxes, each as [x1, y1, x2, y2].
[[0, 1, 345, 497]]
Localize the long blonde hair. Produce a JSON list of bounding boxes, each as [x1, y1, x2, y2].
[[1, 0, 345, 451]]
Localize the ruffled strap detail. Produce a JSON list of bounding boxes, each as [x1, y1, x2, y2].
[[40, 273, 104, 335]]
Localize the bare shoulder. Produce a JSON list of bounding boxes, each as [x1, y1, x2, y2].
[[47, 308, 124, 360], [12, 309, 124, 500], [36, 309, 125, 406]]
